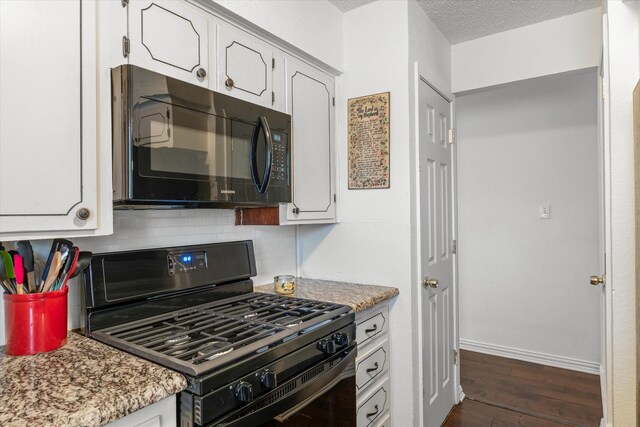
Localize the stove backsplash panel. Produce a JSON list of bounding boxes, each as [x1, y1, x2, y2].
[[0, 209, 296, 346]]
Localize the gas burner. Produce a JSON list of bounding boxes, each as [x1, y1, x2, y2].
[[197, 341, 233, 360], [164, 335, 191, 346], [274, 316, 302, 328], [243, 312, 258, 318]]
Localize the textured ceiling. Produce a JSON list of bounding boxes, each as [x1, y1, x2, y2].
[[418, 0, 601, 44], [328, 0, 600, 44]]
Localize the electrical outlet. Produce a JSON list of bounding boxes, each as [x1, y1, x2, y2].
[[540, 204, 551, 219]]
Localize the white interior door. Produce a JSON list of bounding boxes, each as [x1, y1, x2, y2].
[[419, 79, 455, 426], [599, 14, 612, 425]]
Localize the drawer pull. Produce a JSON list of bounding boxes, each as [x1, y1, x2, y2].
[[366, 362, 379, 373], [365, 324, 378, 333], [366, 404, 379, 418]]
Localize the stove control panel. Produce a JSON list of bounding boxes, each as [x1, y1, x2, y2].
[[167, 251, 208, 275]]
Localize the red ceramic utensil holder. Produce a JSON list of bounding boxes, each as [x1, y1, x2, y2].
[[3, 287, 68, 355]]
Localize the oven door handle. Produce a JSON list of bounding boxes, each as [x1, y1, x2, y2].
[[250, 116, 273, 194], [215, 343, 357, 427]]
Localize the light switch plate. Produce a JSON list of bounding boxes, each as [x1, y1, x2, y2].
[[540, 204, 551, 219]]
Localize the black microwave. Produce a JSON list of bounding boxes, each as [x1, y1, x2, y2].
[[112, 65, 291, 208]]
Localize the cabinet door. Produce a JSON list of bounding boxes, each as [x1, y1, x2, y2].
[[0, 0, 98, 237], [283, 57, 336, 223], [217, 24, 273, 107], [128, 0, 209, 87]]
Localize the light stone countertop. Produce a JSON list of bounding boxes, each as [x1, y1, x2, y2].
[[254, 277, 399, 312], [0, 332, 187, 427]]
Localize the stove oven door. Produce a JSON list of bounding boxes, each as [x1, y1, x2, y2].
[[213, 344, 357, 427]]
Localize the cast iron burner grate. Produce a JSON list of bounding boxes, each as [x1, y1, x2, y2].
[[92, 293, 348, 376]]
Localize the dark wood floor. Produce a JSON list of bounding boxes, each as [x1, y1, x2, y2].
[[443, 350, 603, 427]]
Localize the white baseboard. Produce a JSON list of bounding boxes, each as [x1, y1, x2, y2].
[[457, 385, 465, 403], [459, 339, 600, 375]]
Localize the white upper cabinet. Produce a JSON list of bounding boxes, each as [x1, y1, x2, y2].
[[0, 0, 100, 239], [128, 0, 209, 87], [281, 57, 336, 223], [216, 24, 274, 108]]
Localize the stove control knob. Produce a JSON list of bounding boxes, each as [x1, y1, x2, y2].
[[235, 381, 253, 403], [317, 339, 337, 354], [260, 370, 278, 389], [333, 332, 349, 346]]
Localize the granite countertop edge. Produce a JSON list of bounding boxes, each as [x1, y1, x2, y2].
[[0, 332, 187, 427], [254, 277, 399, 313]]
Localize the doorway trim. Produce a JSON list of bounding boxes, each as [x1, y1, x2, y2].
[[411, 61, 460, 427]]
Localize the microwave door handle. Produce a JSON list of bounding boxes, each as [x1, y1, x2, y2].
[[250, 118, 262, 192], [250, 117, 273, 194], [258, 116, 273, 194]]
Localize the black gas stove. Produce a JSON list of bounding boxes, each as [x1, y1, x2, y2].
[[82, 241, 356, 427]]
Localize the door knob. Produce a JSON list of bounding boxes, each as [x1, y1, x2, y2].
[[423, 277, 439, 288], [590, 275, 605, 286]]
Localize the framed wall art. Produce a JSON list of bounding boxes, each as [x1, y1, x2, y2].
[[348, 92, 390, 189]]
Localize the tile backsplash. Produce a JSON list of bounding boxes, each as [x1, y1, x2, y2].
[[0, 209, 297, 345]]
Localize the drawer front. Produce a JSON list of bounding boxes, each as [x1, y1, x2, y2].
[[357, 378, 390, 427], [373, 413, 391, 427], [356, 307, 388, 347], [356, 339, 389, 391]]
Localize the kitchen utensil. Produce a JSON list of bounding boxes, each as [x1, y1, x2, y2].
[[68, 252, 92, 279], [13, 255, 24, 295], [55, 247, 78, 291], [0, 251, 15, 284], [42, 252, 63, 293], [0, 257, 13, 294], [17, 241, 35, 293], [33, 258, 45, 290], [41, 239, 72, 286]]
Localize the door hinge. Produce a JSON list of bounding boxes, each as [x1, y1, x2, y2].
[[333, 194, 336, 203], [122, 35, 130, 58], [332, 97, 335, 106], [272, 58, 275, 69], [453, 350, 458, 365], [448, 128, 456, 144], [272, 91, 275, 105], [452, 239, 457, 255], [121, 0, 129, 6], [601, 77, 605, 100]]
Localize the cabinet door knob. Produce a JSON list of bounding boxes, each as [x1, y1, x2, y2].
[[225, 77, 235, 88], [76, 208, 91, 221], [196, 68, 207, 79]]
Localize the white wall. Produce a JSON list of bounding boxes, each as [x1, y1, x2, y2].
[[604, 0, 639, 424], [456, 70, 601, 369], [211, 0, 344, 70], [300, 1, 452, 425], [452, 8, 601, 93], [299, 1, 414, 425], [408, 0, 451, 94], [0, 210, 296, 345]]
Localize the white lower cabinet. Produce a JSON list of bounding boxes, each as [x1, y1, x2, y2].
[[355, 302, 391, 427], [106, 396, 177, 427]]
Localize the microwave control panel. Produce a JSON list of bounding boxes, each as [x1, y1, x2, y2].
[[271, 133, 289, 182], [168, 251, 208, 275]]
